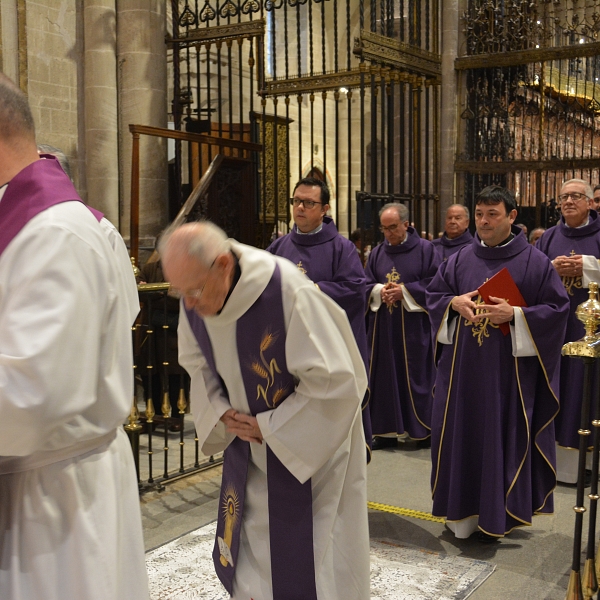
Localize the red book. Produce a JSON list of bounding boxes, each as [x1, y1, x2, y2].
[[477, 267, 527, 335]]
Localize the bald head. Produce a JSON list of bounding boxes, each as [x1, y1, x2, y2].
[[159, 221, 230, 269], [159, 222, 236, 317], [0, 74, 35, 144]]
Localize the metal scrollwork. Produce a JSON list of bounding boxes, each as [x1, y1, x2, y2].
[[179, 3, 198, 27], [241, 0, 261, 14], [199, 0, 217, 23], [219, 0, 239, 19]]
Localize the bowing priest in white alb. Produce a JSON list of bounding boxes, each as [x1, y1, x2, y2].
[[160, 221, 370, 600]]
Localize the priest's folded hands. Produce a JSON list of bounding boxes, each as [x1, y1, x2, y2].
[[220, 408, 264, 444], [552, 254, 583, 278], [381, 282, 404, 305], [451, 290, 514, 324]]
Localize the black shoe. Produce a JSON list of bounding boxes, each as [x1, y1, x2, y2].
[[477, 532, 500, 544], [372, 437, 397, 451]]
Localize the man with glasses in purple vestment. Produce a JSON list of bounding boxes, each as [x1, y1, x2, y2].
[[267, 177, 372, 460], [160, 221, 370, 600], [366, 202, 440, 450], [426, 185, 569, 542], [0, 74, 148, 599], [537, 178, 600, 484]]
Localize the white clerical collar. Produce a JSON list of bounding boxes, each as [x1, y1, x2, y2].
[[0, 183, 7, 204], [480, 233, 515, 248], [296, 222, 324, 235], [565, 216, 590, 229]]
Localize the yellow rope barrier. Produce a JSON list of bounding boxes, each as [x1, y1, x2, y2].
[[367, 501, 445, 524]]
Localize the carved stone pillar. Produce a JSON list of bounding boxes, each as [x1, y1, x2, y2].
[[83, 0, 120, 224], [440, 0, 460, 212], [116, 1, 168, 242]]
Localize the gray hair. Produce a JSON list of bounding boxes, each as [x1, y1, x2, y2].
[[529, 227, 546, 243], [158, 221, 230, 268], [37, 144, 72, 180], [562, 178, 593, 200], [379, 202, 409, 222], [0, 73, 35, 141], [446, 203, 469, 219]]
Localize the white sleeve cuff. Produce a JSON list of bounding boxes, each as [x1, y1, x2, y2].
[[511, 307, 537, 357], [401, 284, 425, 313], [437, 308, 457, 345], [369, 283, 384, 311], [582, 255, 600, 287]]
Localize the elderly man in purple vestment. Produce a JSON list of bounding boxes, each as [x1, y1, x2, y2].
[[160, 221, 370, 599], [537, 178, 600, 484], [267, 177, 372, 459], [365, 202, 440, 450], [431, 204, 473, 262], [426, 185, 569, 542], [0, 74, 148, 599]]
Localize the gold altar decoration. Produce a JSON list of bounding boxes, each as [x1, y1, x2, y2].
[[562, 283, 600, 359]]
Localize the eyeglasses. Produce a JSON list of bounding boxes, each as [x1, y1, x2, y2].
[[558, 192, 589, 203], [169, 258, 217, 301], [379, 223, 400, 233], [291, 197, 323, 209]]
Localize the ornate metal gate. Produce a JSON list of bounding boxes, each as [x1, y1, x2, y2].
[[456, 0, 600, 230], [167, 0, 441, 245]]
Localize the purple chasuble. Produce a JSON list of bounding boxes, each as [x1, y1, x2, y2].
[[267, 216, 372, 457], [365, 228, 440, 439], [0, 157, 103, 257], [426, 227, 569, 536], [536, 212, 600, 449], [431, 229, 473, 262], [185, 264, 317, 600]]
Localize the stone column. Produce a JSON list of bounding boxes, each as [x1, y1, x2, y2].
[[83, 0, 120, 224], [0, 1, 20, 83], [439, 0, 460, 212], [116, 0, 168, 244]]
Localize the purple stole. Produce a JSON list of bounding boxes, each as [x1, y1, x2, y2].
[[185, 264, 317, 600], [0, 157, 103, 257]]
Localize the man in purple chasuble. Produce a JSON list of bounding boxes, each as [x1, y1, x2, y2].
[[365, 203, 440, 450], [0, 74, 148, 599], [267, 177, 372, 458], [161, 222, 370, 600], [426, 186, 569, 541], [431, 204, 473, 262], [536, 178, 600, 483]]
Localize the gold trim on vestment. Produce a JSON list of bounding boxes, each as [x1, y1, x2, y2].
[[431, 302, 461, 497], [508, 308, 560, 517], [505, 356, 533, 527], [518, 307, 561, 499], [401, 305, 431, 433]]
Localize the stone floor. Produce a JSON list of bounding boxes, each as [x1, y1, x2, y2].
[[140, 435, 588, 599]]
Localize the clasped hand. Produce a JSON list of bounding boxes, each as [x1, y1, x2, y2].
[[553, 254, 583, 278], [381, 282, 403, 306], [220, 408, 263, 444], [451, 290, 514, 325]]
